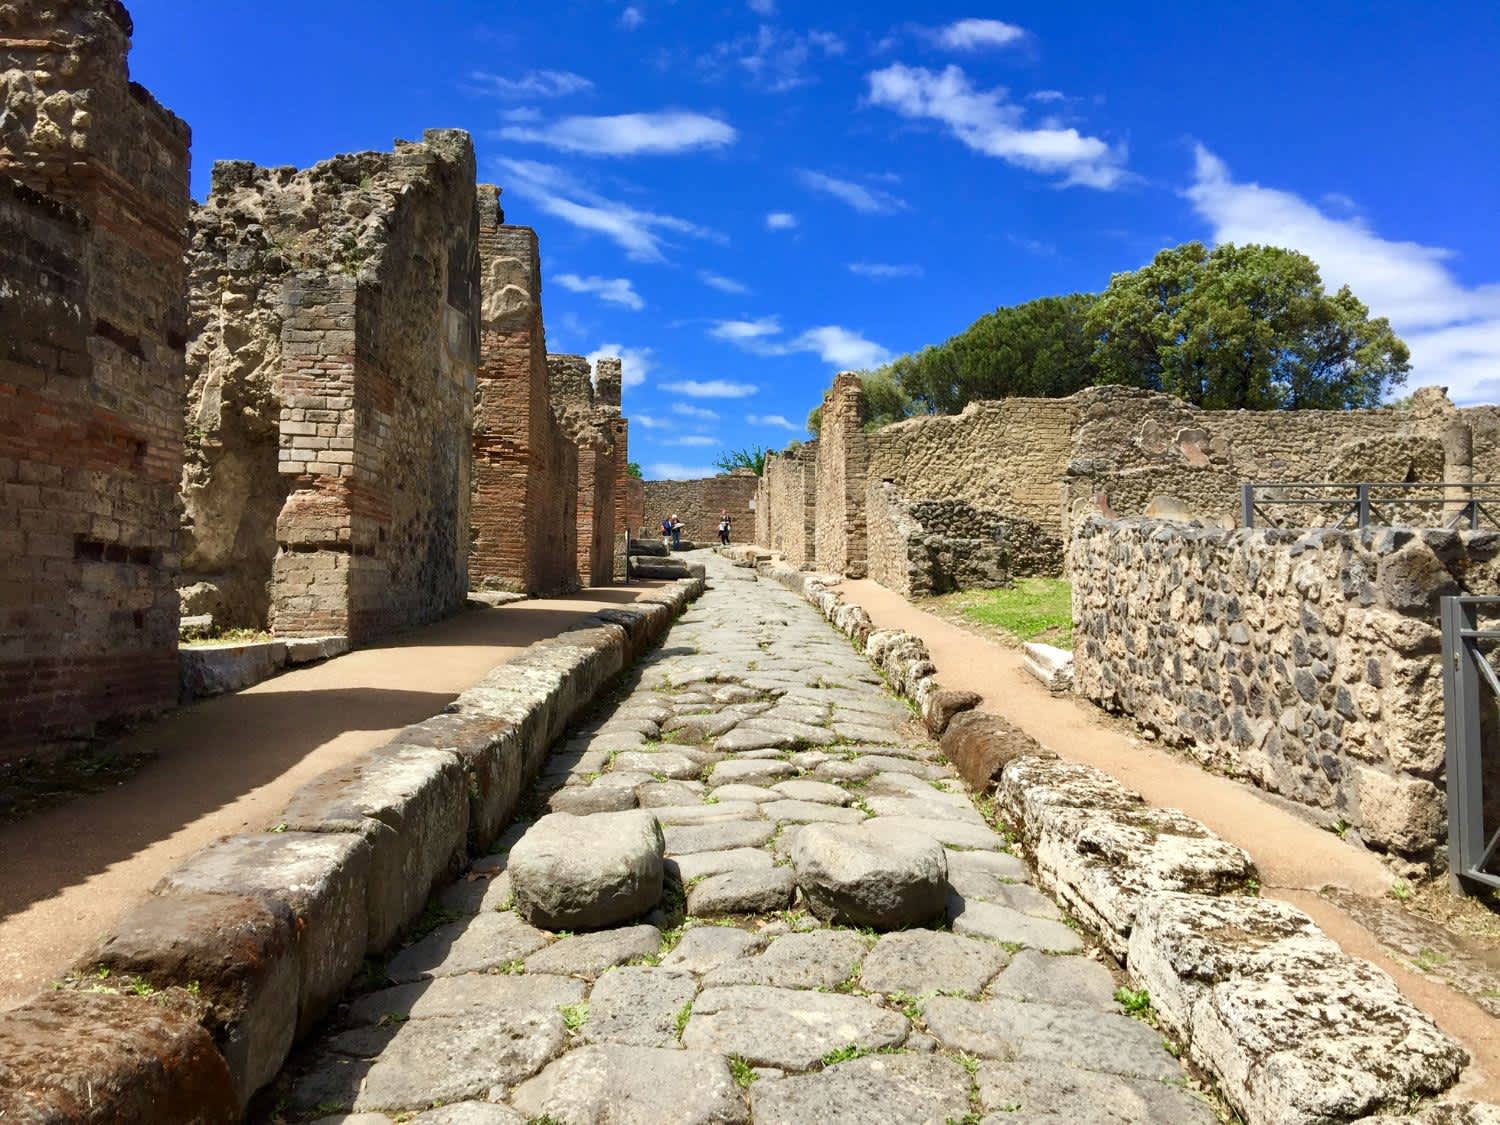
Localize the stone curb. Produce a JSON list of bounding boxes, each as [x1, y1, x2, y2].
[[179, 635, 350, 700], [746, 560, 1481, 1125], [0, 577, 705, 1119]]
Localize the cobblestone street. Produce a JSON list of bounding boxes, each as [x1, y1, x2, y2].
[[272, 552, 1214, 1124]]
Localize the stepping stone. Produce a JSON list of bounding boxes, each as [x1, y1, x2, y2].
[[611, 750, 704, 780], [924, 996, 1183, 1081], [705, 929, 867, 990], [661, 926, 767, 975], [976, 1060, 1215, 1122], [664, 820, 776, 856], [989, 949, 1118, 1009], [583, 966, 698, 1048], [752, 1054, 971, 1125], [771, 779, 852, 805], [668, 847, 775, 883], [347, 973, 584, 1026], [859, 930, 1008, 997], [709, 783, 779, 803], [948, 897, 1082, 953], [408, 1103, 526, 1124], [386, 912, 549, 981], [762, 799, 866, 825], [708, 758, 795, 786], [547, 785, 638, 815], [684, 985, 907, 1070], [650, 801, 761, 825], [792, 821, 948, 929], [873, 816, 1002, 851], [688, 868, 796, 915], [509, 811, 665, 931], [511, 1045, 748, 1125], [524, 924, 661, 978], [636, 780, 708, 808]]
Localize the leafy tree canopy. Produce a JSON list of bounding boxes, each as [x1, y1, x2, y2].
[[626, 461, 643, 479], [714, 446, 768, 476]]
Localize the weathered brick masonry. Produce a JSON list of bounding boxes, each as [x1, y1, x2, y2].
[[549, 353, 620, 587], [469, 203, 578, 595], [814, 372, 870, 575], [756, 442, 817, 567], [182, 131, 479, 641], [0, 0, 190, 757], [642, 472, 759, 546]]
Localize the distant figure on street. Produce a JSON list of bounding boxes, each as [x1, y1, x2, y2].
[[718, 510, 731, 545], [670, 514, 683, 549], [660, 515, 673, 550]]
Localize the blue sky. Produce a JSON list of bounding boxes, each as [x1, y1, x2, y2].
[[128, 1, 1500, 478]]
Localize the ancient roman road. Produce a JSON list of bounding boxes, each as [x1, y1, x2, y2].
[[267, 552, 1214, 1124]]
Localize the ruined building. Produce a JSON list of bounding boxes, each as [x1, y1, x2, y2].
[[0, 0, 190, 755], [548, 353, 621, 587], [469, 197, 579, 595], [181, 130, 480, 641]]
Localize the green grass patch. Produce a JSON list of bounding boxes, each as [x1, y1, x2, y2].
[[942, 579, 1073, 648]]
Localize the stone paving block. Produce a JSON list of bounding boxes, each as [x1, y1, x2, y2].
[[637, 779, 708, 807], [582, 966, 698, 1048], [793, 821, 948, 929], [687, 867, 796, 915], [863, 795, 987, 824], [611, 750, 705, 779], [509, 810, 665, 931], [859, 929, 1009, 998], [547, 784, 639, 815], [685, 985, 908, 1070], [347, 973, 584, 1025], [667, 846, 775, 883], [385, 911, 550, 982], [752, 1054, 971, 1125], [664, 819, 777, 855], [523, 925, 661, 978], [409, 1103, 526, 1124], [708, 757, 797, 786], [944, 848, 1028, 901], [438, 871, 512, 915], [650, 800, 762, 824], [948, 896, 1083, 953], [707, 782, 779, 803], [976, 1060, 1215, 1123], [872, 815, 1003, 850], [811, 758, 878, 783], [771, 779, 853, 805], [704, 929, 867, 990], [511, 1044, 748, 1124], [660, 926, 767, 975], [762, 798, 867, 825], [988, 949, 1117, 1009]]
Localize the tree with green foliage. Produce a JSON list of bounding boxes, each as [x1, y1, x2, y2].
[[1087, 241, 1409, 409], [626, 461, 643, 479], [714, 446, 768, 476]]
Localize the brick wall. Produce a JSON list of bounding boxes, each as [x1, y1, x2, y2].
[[0, 0, 191, 758], [814, 373, 870, 575], [548, 354, 619, 587], [757, 443, 817, 567], [642, 474, 759, 546], [470, 210, 578, 596]]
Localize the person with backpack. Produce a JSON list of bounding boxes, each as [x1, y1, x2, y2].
[[718, 510, 731, 545], [660, 515, 673, 550], [669, 514, 683, 549]]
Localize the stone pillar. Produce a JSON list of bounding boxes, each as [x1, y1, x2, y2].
[[548, 354, 618, 587], [1442, 420, 1474, 525], [814, 372, 870, 577]]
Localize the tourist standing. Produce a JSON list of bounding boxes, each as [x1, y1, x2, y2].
[[660, 515, 673, 550], [670, 514, 683, 549], [718, 510, 731, 545]]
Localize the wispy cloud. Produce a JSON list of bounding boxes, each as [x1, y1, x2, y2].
[[1006, 234, 1057, 256], [699, 270, 752, 295], [928, 18, 1026, 51], [634, 412, 665, 429], [849, 262, 924, 279], [468, 69, 592, 99], [619, 5, 643, 29], [798, 170, 907, 214], [1186, 146, 1500, 403], [670, 434, 719, 447], [661, 379, 759, 398], [648, 462, 719, 480], [586, 342, 651, 387], [672, 402, 720, 420], [498, 159, 720, 262], [748, 413, 802, 431], [554, 273, 644, 310], [698, 25, 846, 92], [747, 0, 776, 13], [500, 112, 736, 156], [866, 63, 1126, 189], [711, 317, 782, 346], [765, 211, 798, 231], [710, 317, 892, 369]]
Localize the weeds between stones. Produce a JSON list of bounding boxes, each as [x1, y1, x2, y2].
[[729, 1055, 759, 1088], [559, 1001, 589, 1031], [674, 1001, 692, 1038]]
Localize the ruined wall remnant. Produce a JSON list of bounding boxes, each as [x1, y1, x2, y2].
[[1071, 516, 1500, 864], [470, 205, 578, 595], [548, 354, 619, 587], [183, 130, 479, 641], [758, 443, 818, 567], [642, 473, 759, 545], [0, 0, 191, 755], [866, 483, 1010, 597], [815, 373, 871, 576]]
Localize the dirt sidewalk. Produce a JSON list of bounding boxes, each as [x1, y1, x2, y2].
[[0, 584, 664, 1010]]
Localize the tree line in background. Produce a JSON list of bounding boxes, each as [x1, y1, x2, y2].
[[808, 241, 1411, 434]]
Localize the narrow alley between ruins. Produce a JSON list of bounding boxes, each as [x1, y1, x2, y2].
[[262, 551, 1212, 1124]]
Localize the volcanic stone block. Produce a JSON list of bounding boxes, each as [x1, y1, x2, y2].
[[509, 810, 665, 930], [791, 820, 948, 928], [941, 710, 1051, 793]]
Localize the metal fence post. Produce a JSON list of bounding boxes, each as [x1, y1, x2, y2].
[[1241, 483, 1255, 528], [1442, 596, 1485, 892], [1356, 483, 1371, 529]]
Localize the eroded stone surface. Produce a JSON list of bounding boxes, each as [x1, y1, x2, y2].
[[509, 810, 665, 931], [752, 1054, 971, 1125], [511, 1044, 748, 1124], [684, 986, 908, 1070], [792, 821, 948, 929]]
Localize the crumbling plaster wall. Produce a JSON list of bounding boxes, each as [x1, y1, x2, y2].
[[0, 0, 190, 756], [1071, 516, 1500, 865]]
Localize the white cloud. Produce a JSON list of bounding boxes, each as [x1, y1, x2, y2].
[[700, 26, 846, 93], [798, 170, 907, 214], [500, 112, 737, 156], [498, 159, 719, 262], [1186, 146, 1500, 404], [554, 273, 644, 310], [748, 413, 801, 431], [633, 412, 665, 429], [699, 270, 752, 295], [648, 462, 719, 480], [469, 69, 592, 99], [619, 5, 643, 29], [849, 262, 924, 279], [586, 342, 652, 387], [661, 379, 759, 398], [672, 402, 720, 420], [931, 18, 1026, 51], [1028, 89, 1066, 103], [711, 316, 782, 345], [765, 211, 798, 231], [790, 325, 893, 369], [670, 434, 719, 447], [866, 63, 1126, 189]]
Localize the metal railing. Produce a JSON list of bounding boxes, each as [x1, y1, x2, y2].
[[1241, 481, 1500, 531], [1442, 596, 1500, 891]]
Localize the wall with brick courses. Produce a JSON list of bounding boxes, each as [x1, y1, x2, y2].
[[814, 372, 870, 575], [865, 483, 1010, 597], [622, 476, 645, 539], [1071, 516, 1500, 865], [548, 354, 619, 587], [757, 443, 817, 567], [0, 0, 190, 757], [642, 473, 759, 546]]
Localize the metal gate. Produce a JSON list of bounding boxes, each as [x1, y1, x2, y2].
[[1441, 595, 1500, 891]]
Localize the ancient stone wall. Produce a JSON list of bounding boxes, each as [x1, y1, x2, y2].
[[0, 0, 191, 756], [814, 372, 870, 575], [1071, 516, 1500, 864], [470, 208, 578, 595], [182, 131, 478, 641], [641, 473, 759, 545], [621, 476, 645, 539], [548, 354, 618, 587], [758, 443, 817, 567], [866, 483, 1010, 597]]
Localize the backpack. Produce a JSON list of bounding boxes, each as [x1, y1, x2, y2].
[[661, 519, 672, 535]]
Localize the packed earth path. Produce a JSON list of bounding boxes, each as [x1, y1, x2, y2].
[[265, 552, 1215, 1124]]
